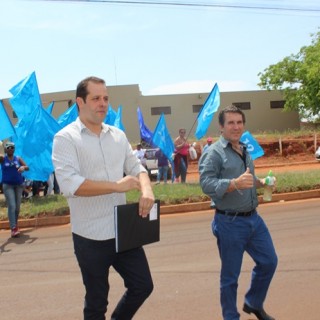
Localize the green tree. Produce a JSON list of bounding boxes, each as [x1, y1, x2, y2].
[[258, 30, 320, 122]]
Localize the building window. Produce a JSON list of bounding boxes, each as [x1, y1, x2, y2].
[[270, 100, 285, 109], [151, 106, 171, 115], [193, 104, 203, 113], [233, 102, 251, 110]]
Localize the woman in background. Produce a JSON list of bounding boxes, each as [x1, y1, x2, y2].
[[0, 141, 29, 237]]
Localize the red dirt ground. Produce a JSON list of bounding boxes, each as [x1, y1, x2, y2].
[[186, 138, 319, 182]]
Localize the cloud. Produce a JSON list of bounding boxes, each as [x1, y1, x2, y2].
[[145, 80, 260, 95]]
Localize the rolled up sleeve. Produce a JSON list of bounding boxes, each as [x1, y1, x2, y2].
[[52, 133, 85, 197]]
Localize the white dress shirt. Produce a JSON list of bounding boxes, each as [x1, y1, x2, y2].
[[52, 118, 146, 240]]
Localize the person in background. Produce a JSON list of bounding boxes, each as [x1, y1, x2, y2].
[[174, 128, 189, 183], [155, 148, 169, 184], [199, 105, 277, 320], [22, 179, 33, 199], [203, 137, 213, 152], [0, 141, 29, 237], [133, 143, 147, 168], [52, 76, 155, 320], [44, 172, 54, 196], [53, 172, 60, 194]]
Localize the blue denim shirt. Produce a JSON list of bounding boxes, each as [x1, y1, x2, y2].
[[199, 136, 258, 212]]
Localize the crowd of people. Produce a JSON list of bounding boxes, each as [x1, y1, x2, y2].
[[1, 76, 277, 320]]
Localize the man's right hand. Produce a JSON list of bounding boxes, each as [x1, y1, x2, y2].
[[235, 168, 254, 190]]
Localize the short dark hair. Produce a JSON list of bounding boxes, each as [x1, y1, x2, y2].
[[76, 76, 106, 103], [218, 105, 246, 126]]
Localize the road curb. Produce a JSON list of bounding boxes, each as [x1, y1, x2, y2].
[[1, 189, 319, 230]]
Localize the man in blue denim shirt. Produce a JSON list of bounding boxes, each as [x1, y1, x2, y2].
[[199, 105, 278, 320]]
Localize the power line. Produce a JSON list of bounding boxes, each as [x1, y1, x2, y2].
[[42, 0, 320, 13]]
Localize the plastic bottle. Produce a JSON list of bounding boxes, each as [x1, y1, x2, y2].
[[263, 170, 275, 201]]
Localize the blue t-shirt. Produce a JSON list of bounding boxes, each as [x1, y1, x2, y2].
[[1, 155, 25, 185]]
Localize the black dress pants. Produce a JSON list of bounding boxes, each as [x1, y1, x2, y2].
[[73, 233, 153, 320]]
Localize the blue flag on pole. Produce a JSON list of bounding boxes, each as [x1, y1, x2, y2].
[[0, 100, 16, 141], [57, 103, 78, 128], [104, 105, 117, 125], [152, 114, 175, 180], [137, 107, 153, 145], [114, 105, 125, 131], [240, 131, 264, 160], [195, 83, 220, 140], [152, 113, 175, 162], [14, 106, 62, 181], [9, 71, 42, 119]]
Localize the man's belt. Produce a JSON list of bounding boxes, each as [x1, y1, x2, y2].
[[216, 209, 256, 217]]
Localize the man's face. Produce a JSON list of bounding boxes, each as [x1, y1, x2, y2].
[[220, 112, 244, 143], [76, 81, 109, 125]]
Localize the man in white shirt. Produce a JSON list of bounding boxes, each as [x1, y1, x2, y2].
[[133, 143, 147, 167], [52, 76, 155, 320]]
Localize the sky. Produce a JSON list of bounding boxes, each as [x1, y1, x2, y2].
[[0, 0, 319, 100]]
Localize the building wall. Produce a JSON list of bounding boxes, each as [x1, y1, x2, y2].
[[1, 85, 300, 144]]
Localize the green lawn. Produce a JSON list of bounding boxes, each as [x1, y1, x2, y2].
[[1, 169, 320, 221]]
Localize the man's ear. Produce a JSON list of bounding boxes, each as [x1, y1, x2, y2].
[[76, 97, 84, 109]]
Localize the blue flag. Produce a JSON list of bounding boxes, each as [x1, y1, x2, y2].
[[114, 105, 125, 131], [0, 101, 16, 141], [9, 71, 42, 119], [137, 107, 153, 145], [46, 101, 55, 115], [240, 131, 264, 160], [152, 114, 175, 162], [152, 114, 175, 180], [104, 105, 117, 125], [14, 106, 62, 181], [195, 83, 220, 140], [57, 103, 78, 128]]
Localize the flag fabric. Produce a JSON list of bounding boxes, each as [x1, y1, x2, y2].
[[152, 112, 175, 159], [137, 107, 153, 145], [152, 114, 175, 180], [46, 101, 55, 114], [240, 131, 265, 160], [195, 83, 220, 140], [14, 106, 62, 181], [104, 105, 117, 125], [113, 105, 125, 131], [9, 71, 42, 119], [0, 100, 16, 141], [57, 103, 78, 128]]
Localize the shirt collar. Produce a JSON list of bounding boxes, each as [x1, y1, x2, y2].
[[76, 117, 111, 134], [220, 135, 247, 151]]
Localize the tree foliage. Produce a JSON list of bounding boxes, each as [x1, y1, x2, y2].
[[258, 30, 320, 121]]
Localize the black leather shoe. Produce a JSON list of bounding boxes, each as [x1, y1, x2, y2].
[[243, 303, 275, 320]]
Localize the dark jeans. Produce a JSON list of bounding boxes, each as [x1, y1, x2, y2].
[[212, 212, 278, 320], [73, 233, 153, 320], [174, 154, 188, 183]]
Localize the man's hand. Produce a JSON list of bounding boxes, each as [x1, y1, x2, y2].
[[115, 175, 141, 193], [234, 168, 254, 190], [138, 172, 155, 217]]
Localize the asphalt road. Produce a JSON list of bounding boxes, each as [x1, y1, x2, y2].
[[0, 199, 320, 320]]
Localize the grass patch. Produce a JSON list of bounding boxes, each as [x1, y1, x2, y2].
[[1, 169, 320, 221]]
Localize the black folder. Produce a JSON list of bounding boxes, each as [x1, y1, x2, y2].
[[114, 200, 160, 253]]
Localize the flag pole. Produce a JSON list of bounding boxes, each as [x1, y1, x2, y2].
[[185, 87, 214, 141]]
